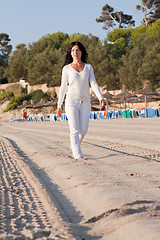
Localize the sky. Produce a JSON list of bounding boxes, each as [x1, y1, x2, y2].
[[1, 0, 143, 50]]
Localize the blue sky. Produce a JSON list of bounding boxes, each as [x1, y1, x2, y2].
[[1, 0, 143, 50]]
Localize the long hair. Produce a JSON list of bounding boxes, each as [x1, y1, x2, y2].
[[63, 41, 88, 66]]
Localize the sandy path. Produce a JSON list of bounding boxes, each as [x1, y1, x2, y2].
[[0, 118, 160, 239], [0, 136, 74, 239]]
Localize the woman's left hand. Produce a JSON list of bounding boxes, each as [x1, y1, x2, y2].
[[57, 108, 62, 118], [100, 100, 105, 110]]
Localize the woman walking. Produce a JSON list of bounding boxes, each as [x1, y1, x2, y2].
[[57, 41, 104, 160]]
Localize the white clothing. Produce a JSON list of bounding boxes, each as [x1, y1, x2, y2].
[[57, 63, 103, 108], [57, 63, 103, 159], [65, 99, 90, 159]]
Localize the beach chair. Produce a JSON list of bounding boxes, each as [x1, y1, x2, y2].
[[90, 112, 94, 120]]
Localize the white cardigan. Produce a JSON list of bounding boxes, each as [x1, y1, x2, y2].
[[57, 63, 103, 108]]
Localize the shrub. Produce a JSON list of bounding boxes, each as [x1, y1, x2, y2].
[[4, 93, 27, 112], [4, 102, 18, 112], [3, 89, 51, 112], [5, 84, 25, 96], [42, 92, 50, 101], [0, 91, 14, 102], [27, 89, 50, 104], [27, 89, 43, 104]]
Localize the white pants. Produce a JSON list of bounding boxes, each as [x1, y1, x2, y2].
[[65, 99, 91, 159]]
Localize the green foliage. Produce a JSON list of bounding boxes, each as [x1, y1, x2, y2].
[[106, 28, 133, 60], [5, 83, 25, 96], [118, 21, 160, 90], [0, 91, 14, 103], [9, 94, 26, 105], [4, 94, 26, 111], [147, 18, 160, 34], [0, 33, 12, 67], [5, 44, 28, 83], [96, 4, 135, 30], [118, 46, 144, 90], [4, 102, 18, 111], [131, 20, 160, 46], [23, 32, 70, 86], [27, 89, 50, 104], [0, 66, 6, 83], [107, 28, 133, 43], [3, 19, 160, 93], [137, 33, 160, 90], [136, 0, 160, 25], [43, 32, 69, 51], [131, 25, 147, 46], [3, 89, 51, 112]]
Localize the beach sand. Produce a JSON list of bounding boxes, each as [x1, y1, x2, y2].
[[0, 117, 160, 239]]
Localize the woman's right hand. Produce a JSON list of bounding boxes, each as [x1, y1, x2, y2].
[[57, 108, 62, 118]]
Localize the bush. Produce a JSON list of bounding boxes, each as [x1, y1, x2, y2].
[[42, 92, 50, 101], [0, 91, 14, 102], [4, 93, 27, 112], [5, 84, 25, 96], [28, 89, 50, 104], [4, 102, 18, 112], [27, 89, 43, 104], [3, 89, 51, 112]]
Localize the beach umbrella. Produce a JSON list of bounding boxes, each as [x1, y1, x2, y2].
[[101, 85, 113, 116], [115, 97, 140, 109], [90, 94, 98, 102], [102, 90, 113, 117], [101, 85, 109, 93], [113, 91, 136, 99], [127, 97, 140, 109], [156, 88, 160, 94], [90, 94, 99, 111], [102, 91, 113, 99], [90, 91, 99, 103], [113, 91, 137, 118], [134, 81, 159, 117], [154, 95, 160, 101], [138, 95, 156, 102], [115, 98, 124, 111], [138, 95, 157, 116], [134, 88, 159, 96]]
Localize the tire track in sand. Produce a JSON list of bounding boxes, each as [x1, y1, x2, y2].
[[0, 136, 73, 239]]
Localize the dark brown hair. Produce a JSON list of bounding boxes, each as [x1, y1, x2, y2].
[[64, 41, 88, 66]]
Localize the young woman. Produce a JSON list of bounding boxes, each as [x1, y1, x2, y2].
[[57, 41, 104, 160]]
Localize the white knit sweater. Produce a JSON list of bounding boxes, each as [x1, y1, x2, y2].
[[57, 63, 103, 108]]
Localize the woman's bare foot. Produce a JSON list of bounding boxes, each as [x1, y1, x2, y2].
[[76, 157, 84, 160]]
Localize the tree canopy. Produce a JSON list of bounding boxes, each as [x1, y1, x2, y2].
[[118, 19, 160, 90], [96, 4, 135, 30], [136, 0, 160, 25], [0, 33, 12, 67], [0, 33, 12, 84]]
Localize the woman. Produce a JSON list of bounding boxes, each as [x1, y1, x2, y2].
[[57, 41, 104, 160], [22, 108, 28, 121]]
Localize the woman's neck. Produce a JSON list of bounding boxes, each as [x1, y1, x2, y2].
[[72, 60, 83, 65]]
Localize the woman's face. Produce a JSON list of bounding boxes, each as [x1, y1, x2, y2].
[[71, 45, 82, 61]]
